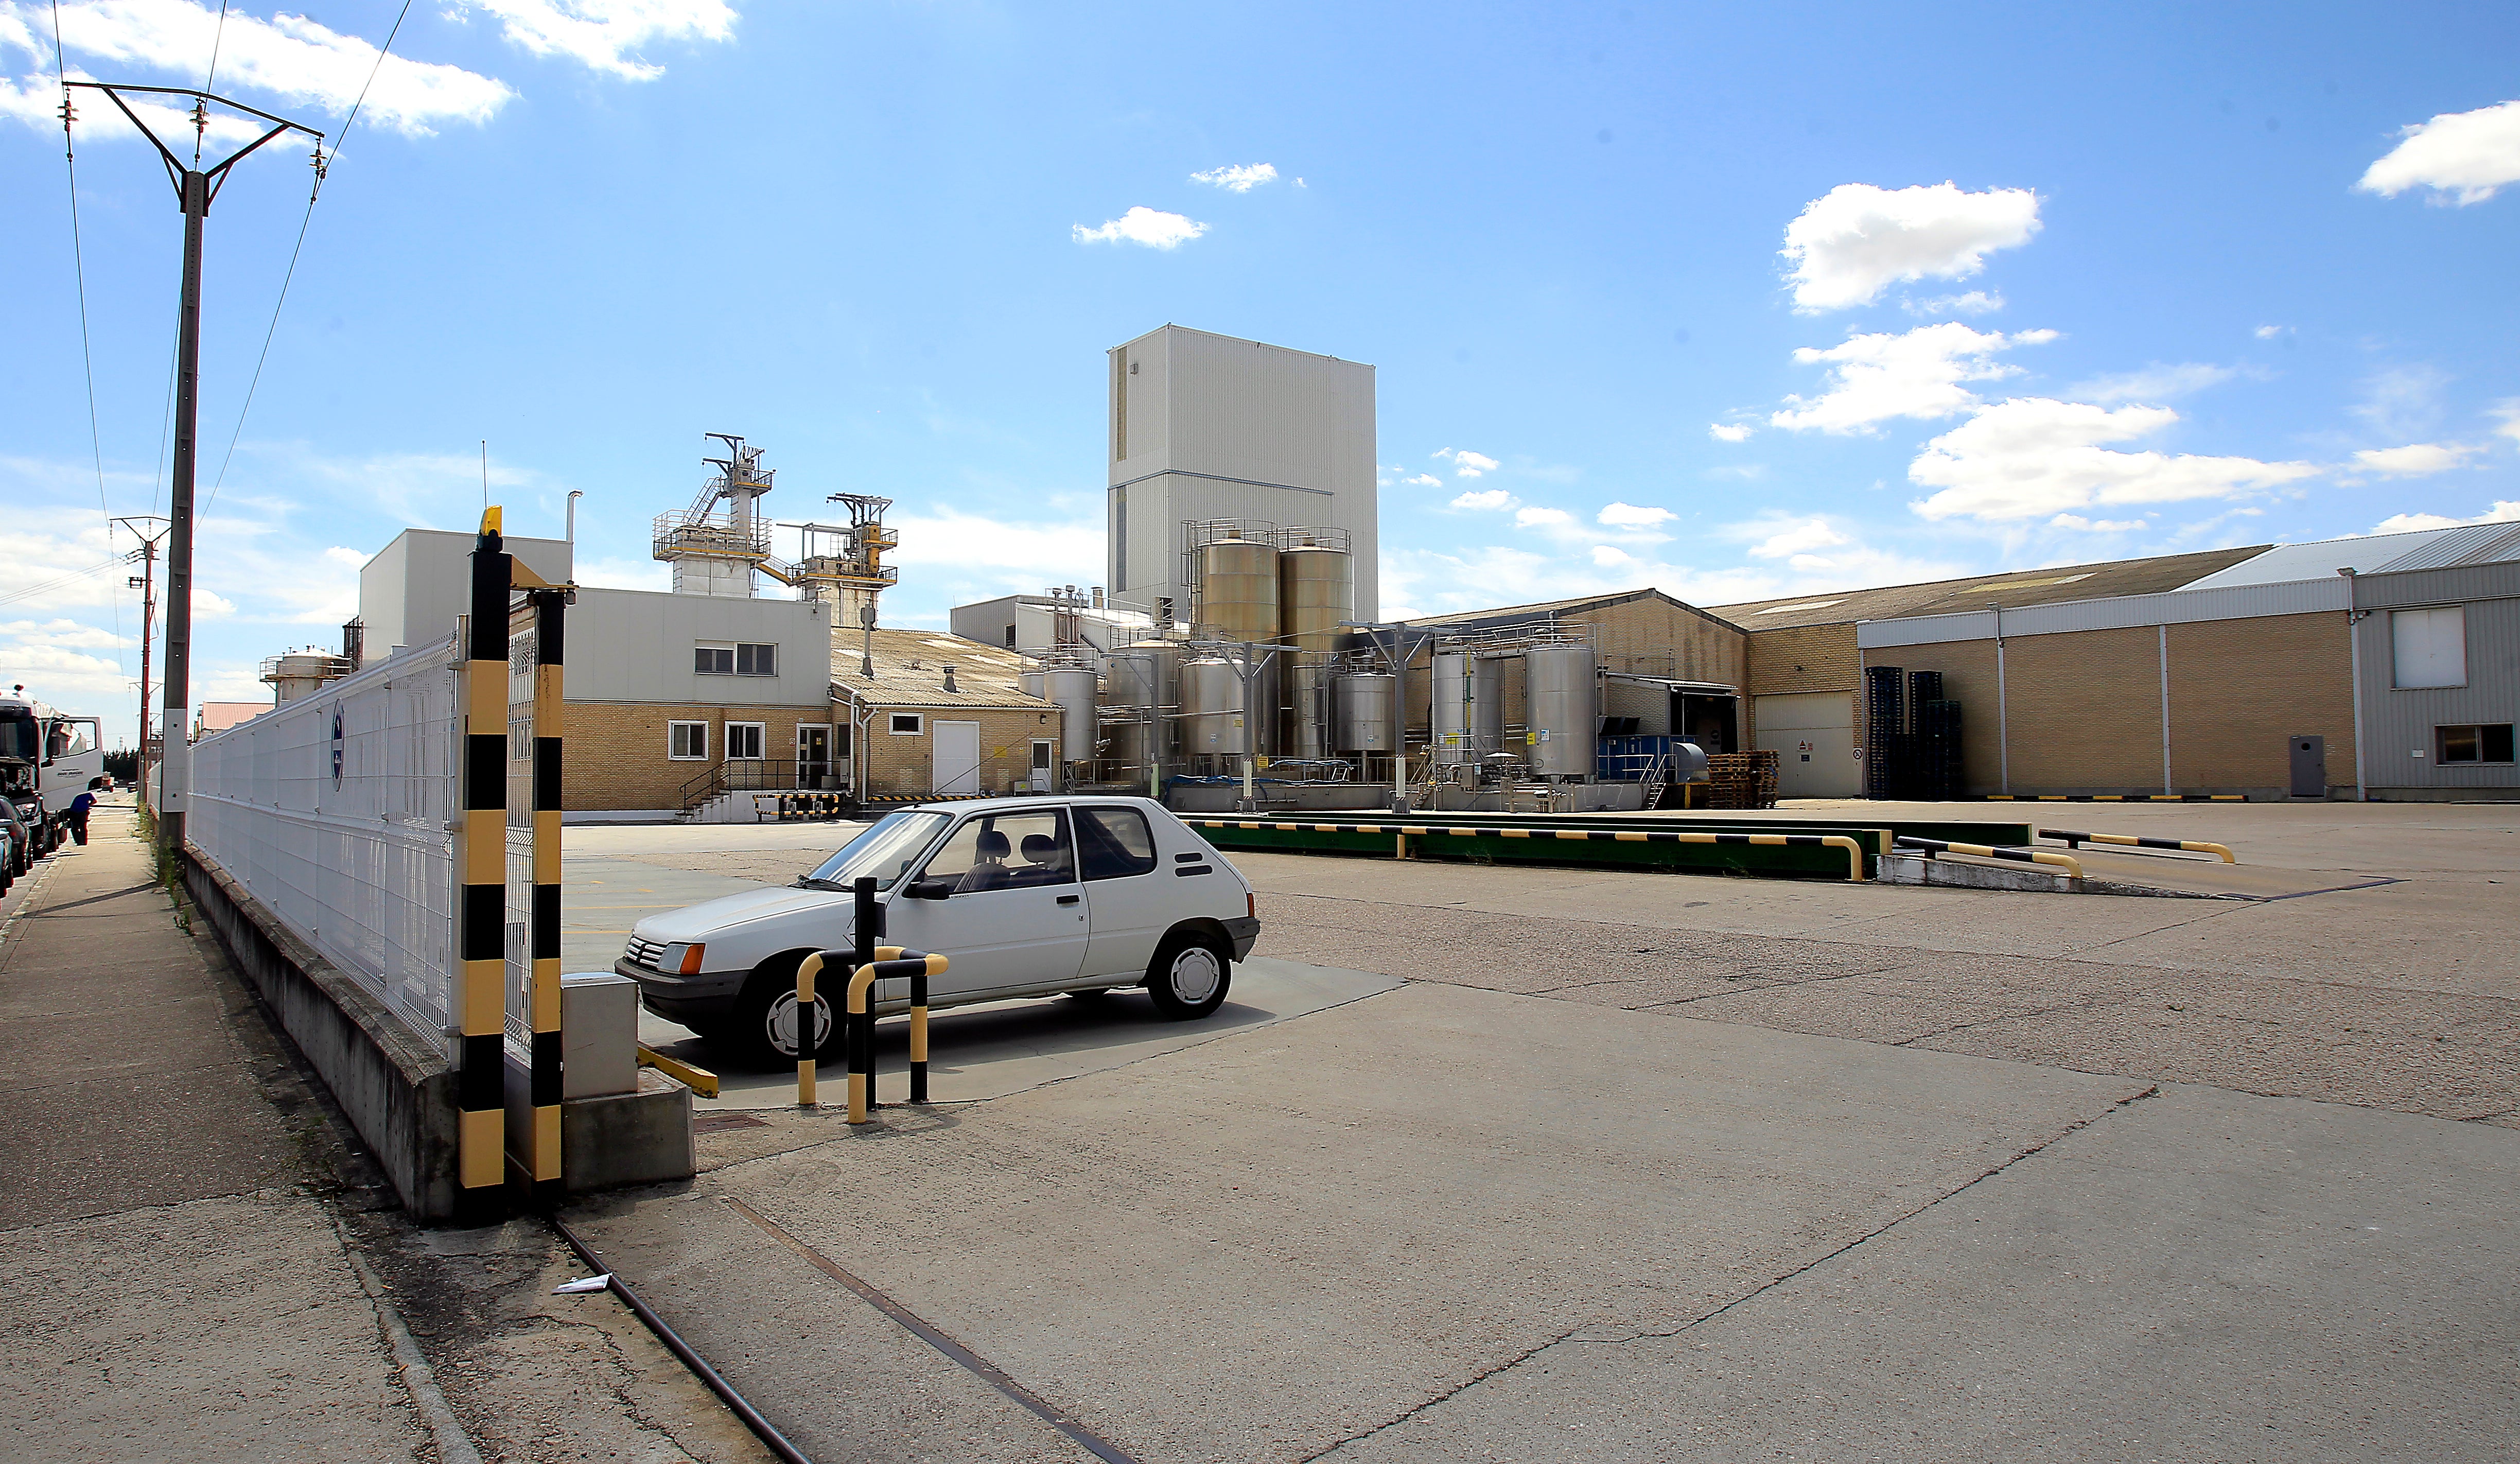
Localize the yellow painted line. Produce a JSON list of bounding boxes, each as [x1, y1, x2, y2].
[[1448, 827, 1477, 836], [1401, 826, 1432, 836], [1614, 831, 1648, 842], [1501, 829, 1531, 838], [1551, 829, 1588, 840], [638, 1046, 719, 1099], [1748, 834, 1785, 846]]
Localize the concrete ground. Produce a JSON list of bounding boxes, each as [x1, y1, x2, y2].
[[0, 806, 775, 1464], [557, 800, 2517, 1462]]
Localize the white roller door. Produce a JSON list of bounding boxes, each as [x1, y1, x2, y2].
[[1754, 692, 1860, 798]]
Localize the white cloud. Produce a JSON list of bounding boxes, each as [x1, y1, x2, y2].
[[2069, 362, 2237, 404], [467, 1, 735, 82], [1771, 322, 2055, 434], [4, 1, 516, 138], [1405, 473, 1443, 489], [1904, 290, 2004, 317], [1707, 422, 1753, 443], [1432, 448, 1501, 478], [2357, 99, 2520, 205], [884, 503, 1102, 602], [1072, 206, 1208, 249], [1736, 515, 1850, 561], [1449, 489, 1516, 511], [2369, 500, 2520, 534], [1908, 397, 2319, 523], [2049, 514, 2149, 532], [1779, 182, 2041, 313], [1597, 503, 1675, 529], [2351, 364, 2451, 440], [1589, 546, 1634, 568], [2255, 324, 2289, 340], [2352, 442, 2480, 478], [2492, 399, 2520, 446], [1513, 507, 1573, 530], [1189, 162, 1277, 192]]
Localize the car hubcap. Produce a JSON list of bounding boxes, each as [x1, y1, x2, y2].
[[767, 991, 833, 1058], [1169, 947, 1222, 1005]]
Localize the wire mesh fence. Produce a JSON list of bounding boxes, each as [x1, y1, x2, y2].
[[190, 638, 461, 1057]]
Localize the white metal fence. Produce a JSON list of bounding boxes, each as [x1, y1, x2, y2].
[[190, 638, 461, 1056]]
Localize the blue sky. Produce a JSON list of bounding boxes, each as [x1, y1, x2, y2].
[[5, 2, 2518, 740]]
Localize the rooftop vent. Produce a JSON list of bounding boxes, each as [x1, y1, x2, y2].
[[942, 665, 958, 693]]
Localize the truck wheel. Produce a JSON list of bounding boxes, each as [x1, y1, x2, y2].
[[1144, 929, 1231, 1020], [729, 962, 840, 1068]]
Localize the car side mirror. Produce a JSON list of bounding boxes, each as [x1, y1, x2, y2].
[[906, 877, 956, 900]]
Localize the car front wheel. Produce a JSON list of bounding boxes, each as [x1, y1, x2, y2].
[[729, 964, 839, 1068], [1145, 929, 1231, 1020]]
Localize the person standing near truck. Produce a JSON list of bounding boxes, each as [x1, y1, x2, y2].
[[65, 777, 106, 847]]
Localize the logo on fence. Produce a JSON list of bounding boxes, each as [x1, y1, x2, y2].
[[330, 706, 345, 789]]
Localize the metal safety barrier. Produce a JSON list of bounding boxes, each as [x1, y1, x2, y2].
[[2040, 828, 2235, 863], [757, 791, 860, 822], [1191, 817, 1868, 882], [1895, 835, 2083, 880], [1984, 793, 2246, 803]]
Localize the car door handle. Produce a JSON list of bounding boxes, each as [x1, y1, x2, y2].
[[1057, 893, 1080, 904], [1176, 865, 1211, 876]]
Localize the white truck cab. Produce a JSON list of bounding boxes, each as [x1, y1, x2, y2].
[[617, 795, 1261, 1064], [0, 688, 104, 857]]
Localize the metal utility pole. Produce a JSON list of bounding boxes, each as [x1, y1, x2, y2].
[[70, 84, 322, 854], [116, 516, 170, 799]]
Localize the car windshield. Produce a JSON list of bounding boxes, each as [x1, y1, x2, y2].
[[802, 810, 950, 891]]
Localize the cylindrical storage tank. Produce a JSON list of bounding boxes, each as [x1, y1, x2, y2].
[[1043, 668, 1098, 763], [1178, 657, 1248, 759], [1430, 651, 1504, 763], [1018, 669, 1044, 700], [1277, 544, 1351, 759], [1333, 672, 1395, 751], [269, 653, 335, 703], [1193, 535, 1278, 642], [1525, 646, 1599, 777]]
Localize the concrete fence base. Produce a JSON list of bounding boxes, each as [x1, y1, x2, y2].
[[182, 845, 464, 1221]]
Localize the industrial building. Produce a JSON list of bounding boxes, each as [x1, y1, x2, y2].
[[1106, 325, 1380, 624], [2345, 523, 2520, 799]]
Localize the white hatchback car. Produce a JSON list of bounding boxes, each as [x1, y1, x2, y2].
[[616, 796, 1261, 1064]]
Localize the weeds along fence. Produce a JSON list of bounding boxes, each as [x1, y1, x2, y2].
[[189, 637, 463, 1056]]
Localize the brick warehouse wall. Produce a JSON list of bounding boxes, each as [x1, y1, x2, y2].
[[2166, 612, 2354, 793], [860, 706, 1064, 798], [560, 702, 838, 811], [1859, 610, 2355, 796]]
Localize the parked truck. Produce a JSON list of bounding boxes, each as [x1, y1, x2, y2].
[[1, 685, 107, 859]]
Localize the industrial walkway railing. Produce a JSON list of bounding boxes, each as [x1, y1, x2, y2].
[[2040, 828, 2236, 863], [1190, 816, 1869, 882], [1894, 835, 2083, 880]]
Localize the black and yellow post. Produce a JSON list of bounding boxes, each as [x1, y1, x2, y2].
[[525, 584, 567, 1204], [794, 954, 819, 1106], [456, 510, 512, 1222], [908, 965, 930, 1104], [846, 951, 948, 1124]]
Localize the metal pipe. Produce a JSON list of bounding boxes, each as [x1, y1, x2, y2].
[[566, 489, 583, 543]]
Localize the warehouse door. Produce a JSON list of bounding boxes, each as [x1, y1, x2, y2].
[[933, 720, 983, 795], [1754, 692, 1859, 798], [2289, 735, 2325, 798]]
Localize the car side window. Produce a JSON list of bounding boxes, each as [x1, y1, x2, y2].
[[1075, 807, 1160, 881], [920, 811, 1074, 893]]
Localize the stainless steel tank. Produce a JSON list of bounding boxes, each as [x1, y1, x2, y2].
[[1333, 672, 1395, 751], [1043, 668, 1099, 763], [1525, 645, 1598, 777], [269, 652, 337, 703], [1431, 650, 1504, 764], [1018, 669, 1043, 700], [1193, 534, 1278, 642], [1178, 656, 1249, 760], [1276, 542, 1352, 758]]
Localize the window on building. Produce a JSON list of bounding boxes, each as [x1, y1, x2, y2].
[[694, 642, 778, 676], [889, 713, 924, 736], [2392, 606, 2467, 689], [726, 722, 766, 760], [1004, 625, 1017, 648], [2437, 724, 2516, 764], [668, 721, 707, 760]]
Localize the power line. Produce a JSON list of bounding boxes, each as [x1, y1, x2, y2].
[[0, 557, 130, 612], [52, 1, 127, 687], [199, 3, 231, 165], [203, 0, 414, 517]]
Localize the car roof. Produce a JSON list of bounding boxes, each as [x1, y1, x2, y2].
[[901, 794, 1165, 816]]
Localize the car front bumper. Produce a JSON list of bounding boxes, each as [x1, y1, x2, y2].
[[1222, 915, 1260, 961], [616, 958, 748, 1026]]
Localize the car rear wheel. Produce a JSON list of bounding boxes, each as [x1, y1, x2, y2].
[[1144, 929, 1231, 1020], [729, 963, 839, 1068]]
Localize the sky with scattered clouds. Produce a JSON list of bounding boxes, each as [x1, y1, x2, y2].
[[4, 2, 2518, 738]]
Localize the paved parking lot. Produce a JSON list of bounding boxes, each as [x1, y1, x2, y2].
[[560, 803, 2519, 1461]]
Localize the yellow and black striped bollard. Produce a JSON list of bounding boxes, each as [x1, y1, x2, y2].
[[454, 511, 511, 1223]]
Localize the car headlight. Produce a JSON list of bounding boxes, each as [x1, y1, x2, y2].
[[660, 943, 705, 975]]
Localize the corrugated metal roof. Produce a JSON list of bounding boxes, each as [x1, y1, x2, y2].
[[1406, 587, 1744, 633], [2370, 521, 2520, 573], [2177, 528, 2453, 589], [1856, 577, 2351, 649], [1710, 544, 2270, 630], [829, 629, 1057, 710]]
